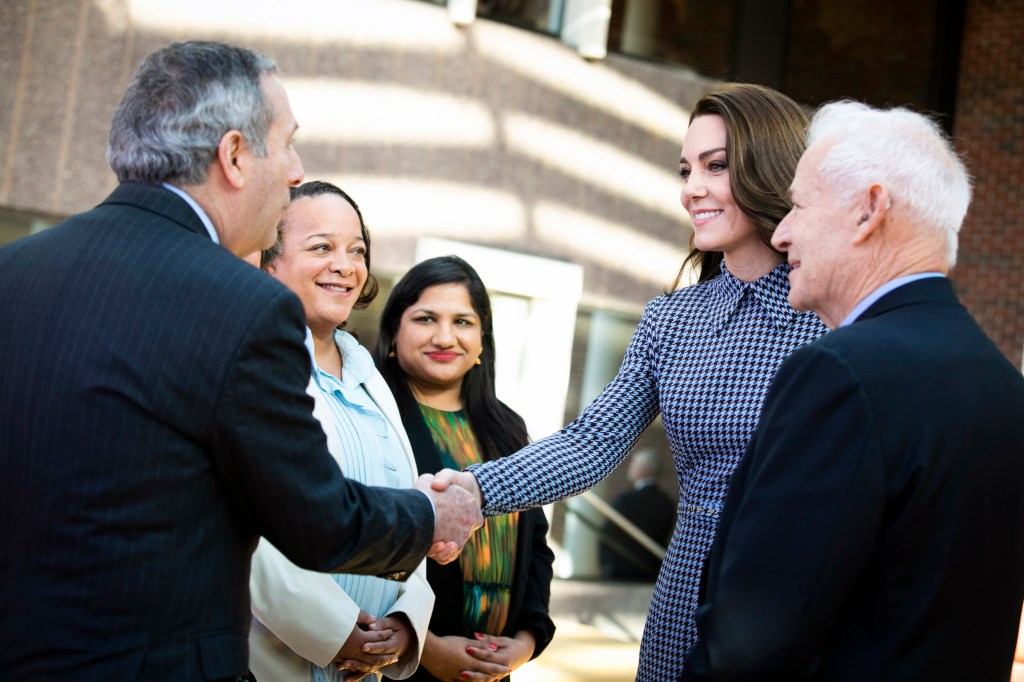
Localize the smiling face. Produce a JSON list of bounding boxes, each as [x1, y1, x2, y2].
[[393, 283, 483, 402], [266, 193, 368, 337], [772, 142, 854, 328], [679, 114, 764, 262]]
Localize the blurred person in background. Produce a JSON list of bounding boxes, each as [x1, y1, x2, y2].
[[599, 447, 675, 582]]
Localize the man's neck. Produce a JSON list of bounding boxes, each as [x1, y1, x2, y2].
[[824, 238, 948, 329]]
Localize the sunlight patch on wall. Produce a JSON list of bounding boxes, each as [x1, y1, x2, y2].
[[113, 0, 463, 51], [285, 78, 496, 147], [534, 201, 687, 286], [318, 175, 525, 241], [474, 20, 691, 140], [504, 113, 682, 221]]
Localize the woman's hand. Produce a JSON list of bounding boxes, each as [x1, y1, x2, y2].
[[332, 610, 401, 681], [420, 631, 511, 682], [464, 630, 536, 679]]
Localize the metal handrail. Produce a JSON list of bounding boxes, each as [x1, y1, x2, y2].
[[575, 489, 667, 560]]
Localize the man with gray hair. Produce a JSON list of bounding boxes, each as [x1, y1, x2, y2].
[[682, 101, 1024, 680], [0, 40, 480, 681]]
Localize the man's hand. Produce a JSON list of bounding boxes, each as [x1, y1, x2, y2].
[[413, 474, 483, 565], [431, 468, 484, 506]]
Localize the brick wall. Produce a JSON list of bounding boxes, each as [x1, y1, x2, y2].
[[954, 0, 1024, 367]]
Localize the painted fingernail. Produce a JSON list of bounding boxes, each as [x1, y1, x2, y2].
[[466, 646, 475, 654], [461, 674, 471, 680], [474, 632, 483, 639], [488, 643, 497, 650]]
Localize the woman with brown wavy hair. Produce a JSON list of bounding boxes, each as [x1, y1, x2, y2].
[[440, 83, 829, 681]]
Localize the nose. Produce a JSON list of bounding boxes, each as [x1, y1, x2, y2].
[[329, 252, 354, 276], [432, 322, 455, 347], [680, 171, 706, 208], [772, 212, 793, 252], [288, 146, 304, 187]]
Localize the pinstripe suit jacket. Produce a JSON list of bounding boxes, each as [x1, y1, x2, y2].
[[0, 183, 434, 681]]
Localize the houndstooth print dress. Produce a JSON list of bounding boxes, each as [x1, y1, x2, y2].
[[470, 261, 827, 681]]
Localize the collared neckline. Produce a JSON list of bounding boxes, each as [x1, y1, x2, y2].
[[303, 328, 374, 389], [706, 261, 798, 333]]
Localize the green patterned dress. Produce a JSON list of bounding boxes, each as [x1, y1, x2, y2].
[[419, 404, 518, 636]]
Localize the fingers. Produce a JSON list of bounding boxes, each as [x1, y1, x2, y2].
[[432, 469, 484, 507], [359, 629, 399, 655], [427, 540, 460, 565], [434, 484, 480, 545], [464, 642, 507, 665], [336, 654, 398, 676], [457, 658, 512, 681]]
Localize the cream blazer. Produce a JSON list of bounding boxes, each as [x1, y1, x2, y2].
[[248, 366, 434, 681]]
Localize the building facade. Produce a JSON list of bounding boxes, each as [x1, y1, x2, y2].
[[1, 0, 1021, 574]]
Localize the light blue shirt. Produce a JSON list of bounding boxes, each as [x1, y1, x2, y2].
[[161, 182, 219, 243], [305, 329, 413, 682], [839, 273, 944, 327]]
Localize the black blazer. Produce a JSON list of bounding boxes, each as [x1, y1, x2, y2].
[[395, 407, 556, 682], [684, 278, 1024, 681], [0, 183, 434, 681]]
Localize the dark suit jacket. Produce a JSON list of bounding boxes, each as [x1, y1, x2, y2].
[[599, 482, 675, 581], [0, 183, 434, 681], [684, 277, 1024, 681], [394, 408, 556, 682]]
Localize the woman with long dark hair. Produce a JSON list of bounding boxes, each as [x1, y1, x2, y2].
[[374, 256, 555, 682]]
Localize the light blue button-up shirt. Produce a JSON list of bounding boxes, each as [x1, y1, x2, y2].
[[306, 329, 412, 682]]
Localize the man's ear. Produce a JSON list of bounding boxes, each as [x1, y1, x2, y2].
[[215, 130, 246, 190], [851, 184, 889, 245]]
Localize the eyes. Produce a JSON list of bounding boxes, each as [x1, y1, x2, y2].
[[679, 158, 728, 180], [308, 243, 367, 259], [411, 315, 476, 327]]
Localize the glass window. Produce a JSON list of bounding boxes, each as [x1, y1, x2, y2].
[[414, 0, 564, 35], [478, 0, 563, 34], [607, 0, 738, 76]]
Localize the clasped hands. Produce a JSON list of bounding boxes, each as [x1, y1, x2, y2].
[[333, 611, 411, 681], [413, 470, 484, 564], [421, 630, 536, 682]]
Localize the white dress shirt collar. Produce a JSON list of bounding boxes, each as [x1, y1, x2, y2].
[[161, 183, 219, 244]]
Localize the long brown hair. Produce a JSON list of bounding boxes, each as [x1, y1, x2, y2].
[[671, 83, 809, 288]]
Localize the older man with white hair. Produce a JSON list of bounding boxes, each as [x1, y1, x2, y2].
[[682, 101, 1024, 681]]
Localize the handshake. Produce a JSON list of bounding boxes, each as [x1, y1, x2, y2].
[[413, 469, 485, 564]]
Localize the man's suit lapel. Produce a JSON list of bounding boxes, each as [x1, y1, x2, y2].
[[100, 182, 212, 240]]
